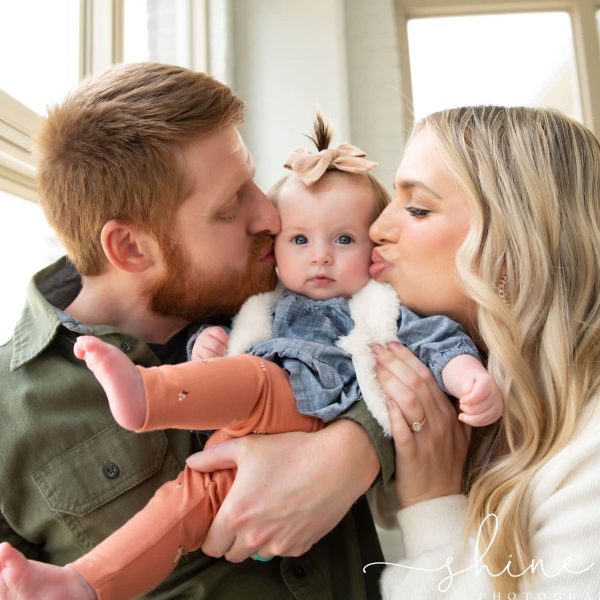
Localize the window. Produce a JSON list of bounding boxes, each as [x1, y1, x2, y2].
[[0, 191, 64, 341], [0, 0, 209, 337], [407, 11, 582, 122], [0, 0, 80, 116], [395, 1, 600, 136], [124, 0, 207, 69]]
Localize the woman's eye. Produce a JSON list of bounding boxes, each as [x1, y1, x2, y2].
[[336, 234, 353, 244], [292, 235, 308, 245], [405, 206, 430, 218]]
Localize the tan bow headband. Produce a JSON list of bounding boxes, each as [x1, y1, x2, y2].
[[284, 143, 378, 186]]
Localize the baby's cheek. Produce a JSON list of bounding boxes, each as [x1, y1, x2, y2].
[[346, 253, 373, 288]]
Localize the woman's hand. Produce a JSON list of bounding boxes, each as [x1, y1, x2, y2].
[[373, 342, 471, 508]]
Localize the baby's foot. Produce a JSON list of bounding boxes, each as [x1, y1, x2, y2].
[[0, 542, 96, 600], [74, 335, 147, 430]]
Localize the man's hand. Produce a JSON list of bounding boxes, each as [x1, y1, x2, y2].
[[186, 420, 380, 562], [191, 327, 229, 360]]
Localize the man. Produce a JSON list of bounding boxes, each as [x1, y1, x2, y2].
[[0, 63, 393, 599]]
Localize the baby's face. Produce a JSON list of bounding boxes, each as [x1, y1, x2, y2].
[[274, 172, 375, 300]]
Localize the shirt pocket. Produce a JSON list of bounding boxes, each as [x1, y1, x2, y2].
[[32, 423, 176, 551]]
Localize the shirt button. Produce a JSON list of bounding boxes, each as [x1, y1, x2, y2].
[[103, 463, 120, 479], [291, 565, 305, 578], [120, 342, 132, 354]]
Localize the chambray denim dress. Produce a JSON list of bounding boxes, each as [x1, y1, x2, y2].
[[250, 289, 479, 423]]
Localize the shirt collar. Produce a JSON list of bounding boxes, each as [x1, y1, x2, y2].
[[10, 257, 82, 371]]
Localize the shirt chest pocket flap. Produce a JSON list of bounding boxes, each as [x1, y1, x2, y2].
[[32, 424, 168, 517]]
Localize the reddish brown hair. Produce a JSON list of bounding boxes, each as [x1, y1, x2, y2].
[[36, 62, 245, 275]]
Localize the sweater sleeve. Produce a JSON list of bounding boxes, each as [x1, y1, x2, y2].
[[380, 423, 600, 598], [379, 495, 492, 598]]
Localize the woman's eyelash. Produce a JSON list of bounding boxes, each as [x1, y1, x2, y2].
[[405, 206, 430, 218]]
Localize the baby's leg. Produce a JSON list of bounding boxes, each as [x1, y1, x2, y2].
[[69, 465, 234, 600], [139, 354, 322, 434], [69, 374, 321, 600], [0, 542, 95, 600], [8, 359, 317, 600], [74, 337, 297, 434], [74, 336, 146, 430]]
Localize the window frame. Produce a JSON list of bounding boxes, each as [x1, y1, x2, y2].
[[394, 0, 600, 135], [0, 0, 208, 202]]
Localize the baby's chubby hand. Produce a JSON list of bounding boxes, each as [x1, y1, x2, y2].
[[458, 372, 503, 427], [191, 326, 229, 360]]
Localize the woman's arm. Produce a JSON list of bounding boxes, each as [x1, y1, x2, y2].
[[381, 432, 600, 597], [379, 494, 493, 598], [375, 343, 600, 598], [373, 342, 470, 507]]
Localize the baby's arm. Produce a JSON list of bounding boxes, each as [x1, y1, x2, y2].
[[191, 326, 229, 360], [441, 354, 503, 427]]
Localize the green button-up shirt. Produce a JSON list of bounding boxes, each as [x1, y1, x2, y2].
[[0, 258, 394, 599]]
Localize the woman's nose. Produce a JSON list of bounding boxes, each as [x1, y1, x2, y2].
[[369, 204, 397, 245]]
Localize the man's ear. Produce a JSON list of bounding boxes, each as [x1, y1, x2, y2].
[[100, 220, 160, 273]]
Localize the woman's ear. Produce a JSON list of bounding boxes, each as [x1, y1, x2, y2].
[[100, 219, 160, 273]]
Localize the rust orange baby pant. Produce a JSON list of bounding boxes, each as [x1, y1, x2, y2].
[[69, 355, 322, 600]]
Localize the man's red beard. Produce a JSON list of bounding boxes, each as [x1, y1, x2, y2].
[[148, 234, 277, 323]]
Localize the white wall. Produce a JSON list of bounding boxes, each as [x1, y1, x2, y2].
[[344, 0, 406, 190], [231, 0, 350, 191], [230, 0, 405, 193]]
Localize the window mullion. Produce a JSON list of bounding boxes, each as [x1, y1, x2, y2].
[[191, 0, 209, 72], [80, 0, 123, 78], [572, 0, 600, 134]]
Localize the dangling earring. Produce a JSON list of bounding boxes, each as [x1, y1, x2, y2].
[[496, 274, 509, 305]]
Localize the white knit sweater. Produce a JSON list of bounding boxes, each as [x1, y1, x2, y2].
[[380, 397, 600, 598]]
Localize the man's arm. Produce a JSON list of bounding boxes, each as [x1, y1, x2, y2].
[[335, 399, 395, 487], [186, 409, 384, 562]]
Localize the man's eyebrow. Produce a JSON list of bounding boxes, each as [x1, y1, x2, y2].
[[394, 179, 442, 200]]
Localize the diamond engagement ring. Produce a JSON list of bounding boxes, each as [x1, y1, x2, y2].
[[410, 416, 427, 432]]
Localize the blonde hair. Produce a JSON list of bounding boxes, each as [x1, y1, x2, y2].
[[420, 106, 600, 594], [270, 111, 391, 217], [36, 62, 244, 276]]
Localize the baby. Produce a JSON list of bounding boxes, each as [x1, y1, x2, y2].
[[0, 114, 503, 600]]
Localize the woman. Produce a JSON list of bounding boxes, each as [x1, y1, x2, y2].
[[369, 106, 600, 596]]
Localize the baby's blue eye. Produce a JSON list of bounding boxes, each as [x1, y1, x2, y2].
[[336, 235, 353, 244], [292, 235, 308, 245]]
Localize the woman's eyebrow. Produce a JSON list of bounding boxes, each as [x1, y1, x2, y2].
[[394, 179, 442, 200]]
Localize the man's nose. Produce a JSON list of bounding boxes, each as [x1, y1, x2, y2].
[[248, 184, 281, 235]]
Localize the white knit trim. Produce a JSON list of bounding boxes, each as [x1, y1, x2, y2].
[[336, 280, 401, 436], [226, 286, 283, 357]]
